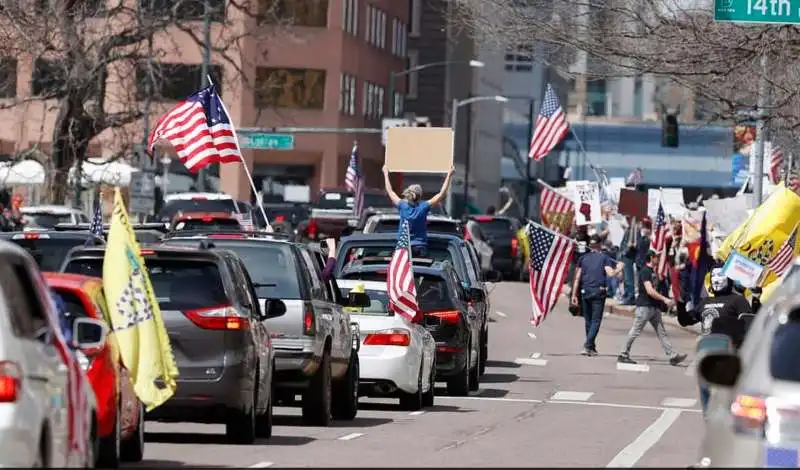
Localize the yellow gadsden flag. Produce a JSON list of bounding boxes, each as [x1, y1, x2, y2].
[[104, 188, 178, 410], [715, 184, 800, 297]]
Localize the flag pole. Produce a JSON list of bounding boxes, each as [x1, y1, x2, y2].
[[206, 75, 272, 231]]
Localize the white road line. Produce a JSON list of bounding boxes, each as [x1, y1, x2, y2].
[[496, 311, 507, 318], [550, 391, 593, 402], [440, 395, 544, 404], [531, 352, 542, 359], [617, 362, 651, 372], [439, 395, 703, 413], [605, 409, 683, 467], [527, 332, 537, 339], [338, 432, 365, 441], [409, 410, 425, 416], [248, 462, 274, 468], [661, 397, 697, 408], [514, 357, 548, 366]]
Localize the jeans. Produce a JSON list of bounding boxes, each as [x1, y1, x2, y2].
[[607, 276, 618, 298], [622, 258, 635, 304], [581, 293, 606, 351], [699, 385, 710, 413], [620, 306, 677, 358]]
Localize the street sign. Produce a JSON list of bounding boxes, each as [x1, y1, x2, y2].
[[129, 171, 155, 214], [714, 0, 800, 24], [239, 132, 295, 150]]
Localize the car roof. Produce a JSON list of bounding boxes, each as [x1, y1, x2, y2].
[[336, 279, 388, 291], [161, 231, 295, 244], [164, 192, 233, 202], [43, 272, 101, 290], [21, 205, 82, 214], [341, 232, 464, 244], [174, 211, 236, 219], [68, 244, 227, 261], [341, 262, 453, 278], [368, 214, 458, 223]]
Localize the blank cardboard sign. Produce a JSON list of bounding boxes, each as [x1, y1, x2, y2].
[[385, 127, 454, 173]]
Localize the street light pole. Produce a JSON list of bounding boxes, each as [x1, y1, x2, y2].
[[196, 0, 211, 192], [523, 98, 535, 218], [752, 53, 769, 207], [388, 60, 485, 118]]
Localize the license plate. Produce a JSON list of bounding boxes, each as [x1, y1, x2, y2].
[[765, 446, 800, 467]]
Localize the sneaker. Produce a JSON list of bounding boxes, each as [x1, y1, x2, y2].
[[588, 348, 598, 357], [670, 353, 688, 366], [617, 354, 637, 364], [581, 348, 591, 356]]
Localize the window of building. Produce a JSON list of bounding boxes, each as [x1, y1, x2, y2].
[[31, 59, 66, 97], [264, 0, 328, 27], [362, 81, 383, 119], [393, 92, 404, 116], [342, 0, 358, 35], [504, 45, 533, 72], [586, 79, 607, 117], [365, 5, 373, 44], [339, 73, 356, 116], [0, 58, 17, 99], [633, 75, 643, 119], [409, 0, 421, 37], [377, 10, 386, 49], [255, 67, 326, 109], [392, 17, 407, 56], [406, 49, 419, 99], [139, 0, 225, 22], [135, 63, 223, 102]]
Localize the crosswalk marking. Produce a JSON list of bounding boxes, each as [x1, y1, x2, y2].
[[551, 391, 593, 401], [661, 397, 697, 408], [514, 357, 547, 366], [617, 362, 650, 372]]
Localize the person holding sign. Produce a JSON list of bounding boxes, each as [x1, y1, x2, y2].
[[382, 164, 455, 256]]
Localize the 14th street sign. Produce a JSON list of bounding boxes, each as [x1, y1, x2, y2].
[[715, 0, 800, 24]]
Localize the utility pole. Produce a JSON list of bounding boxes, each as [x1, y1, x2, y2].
[[752, 53, 769, 207], [461, 99, 473, 215], [522, 98, 535, 218], [196, 0, 211, 192]]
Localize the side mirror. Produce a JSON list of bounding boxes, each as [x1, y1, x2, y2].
[[72, 317, 107, 353], [485, 270, 502, 283], [347, 292, 371, 308], [698, 352, 741, 388], [469, 287, 485, 303], [264, 299, 287, 319]]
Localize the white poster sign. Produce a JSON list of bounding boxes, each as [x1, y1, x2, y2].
[[607, 177, 626, 205], [567, 180, 601, 226], [702, 196, 750, 236], [722, 251, 764, 289], [648, 188, 684, 218]]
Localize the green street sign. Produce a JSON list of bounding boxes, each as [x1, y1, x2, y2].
[[240, 132, 295, 150], [714, 0, 800, 24]]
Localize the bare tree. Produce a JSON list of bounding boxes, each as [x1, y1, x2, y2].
[[0, 0, 287, 204]]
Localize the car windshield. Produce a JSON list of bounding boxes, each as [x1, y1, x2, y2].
[[473, 218, 515, 236], [374, 219, 459, 235], [22, 212, 73, 228], [317, 191, 392, 210], [342, 245, 452, 267], [2, 236, 91, 271], [339, 287, 391, 316], [157, 199, 238, 222], [63, 257, 228, 311], [173, 218, 241, 231], [340, 273, 456, 312]]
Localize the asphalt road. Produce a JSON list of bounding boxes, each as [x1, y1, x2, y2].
[[131, 282, 704, 468]]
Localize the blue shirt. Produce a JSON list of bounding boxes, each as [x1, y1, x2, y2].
[[397, 200, 431, 247], [50, 291, 72, 344], [578, 250, 616, 290]]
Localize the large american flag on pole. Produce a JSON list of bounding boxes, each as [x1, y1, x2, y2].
[[529, 84, 569, 161], [345, 143, 365, 219], [527, 222, 574, 327], [148, 84, 242, 173], [538, 181, 574, 234], [767, 223, 799, 277], [387, 220, 419, 321]]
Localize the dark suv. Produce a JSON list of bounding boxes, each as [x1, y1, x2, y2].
[[60, 245, 281, 444], [340, 260, 483, 396], [467, 216, 525, 280], [0, 230, 104, 272]]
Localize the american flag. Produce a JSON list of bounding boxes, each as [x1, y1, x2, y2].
[[527, 222, 574, 327], [148, 84, 242, 173], [538, 181, 574, 234], [768, 147, 783, 185], [767, 223, 798, 277], [85, 200, 103, 246], [234, 211, 254, 231], [651, 202, 670, 279], [387, 220, 419, 322], [529, 84, 569, 161], [346, 143, 365, 219]]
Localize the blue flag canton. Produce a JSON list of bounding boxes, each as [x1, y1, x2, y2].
[[540, 85, 562, 118], [188, 85, 231, 126], [397, 220, 411, 250], [348, 152, 360, 177], [529, 225, 555, 272], [655, 203, 666, 228]]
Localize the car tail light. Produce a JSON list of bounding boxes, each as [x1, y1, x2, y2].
[[303, 310, 315, 335], [185, 304, 249, 330], [463, 227, 472, 241], [139, 249, 155, 255], [307, 219, 318, 239], [14, 232, 49, 240], [731, 394, 767, 436], [363, 329, 411, 346], [0, 361, 21, 403], [511, 238, 519, 258], [425, 310, 461, 324], [474, 216, 493, 222], [275, 215, 285, 223], [201, 216, 213, 222]]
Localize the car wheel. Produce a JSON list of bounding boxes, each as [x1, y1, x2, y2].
[[302, 350, 333, 426], [255, 369, 274, 439], [96, 409, 121, 468], [469, 345, 481, 392], [333, 354, 359, 421], [480, 329, 488, 376], [446, 344, 471, 396], [399, 362, 424, 411], [120, 403, 145, 462], [225, 384, 256, 444], [422, 361, 435, 408]]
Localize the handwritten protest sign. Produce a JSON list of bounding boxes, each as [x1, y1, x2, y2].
[[566, 180, 601, 226]]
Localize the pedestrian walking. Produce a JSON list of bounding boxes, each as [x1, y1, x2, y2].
[[571, 234, 624, 356], [618, 251, 687, 366]]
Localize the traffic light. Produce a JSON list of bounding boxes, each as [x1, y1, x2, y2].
[[662, 113, 679, 148]]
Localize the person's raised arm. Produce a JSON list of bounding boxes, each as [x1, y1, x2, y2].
[[428, 165, 455, 207], [497, 187, 514, 215], [382, 165, 401, 206]]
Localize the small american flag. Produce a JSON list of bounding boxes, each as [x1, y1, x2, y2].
[[538, 181, 574, 234], [529, 84, 569, 161], [148, 85, 242, 173], [85, 201, 103, 246], [346, 143, 365, 219], [527, 222, 574, 327], [768, 147, 783, 185], [234, 211, 254, 231], [767, 223, 798, 277], [387, 220, 419, 321], [651, 202, 669, 279]]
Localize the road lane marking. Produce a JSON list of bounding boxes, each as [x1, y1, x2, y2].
[[661, 397, 697, 408], [514, 357, 547, 366], [409, 410, 425, 416], [617, 362, 650, 372], [531, 352, 542, 359], [550, 391, 593, 402], [605, 409, 683, 467], [496, 311, 507, 318], [248, 462, 274, 468], [439, 395, 703, 413], [338, 432, 364, 441], [440, 396, 544, 404], [527, 332, 537, 339]]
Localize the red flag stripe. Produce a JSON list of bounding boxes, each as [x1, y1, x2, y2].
[[769, 149, 783, 185]]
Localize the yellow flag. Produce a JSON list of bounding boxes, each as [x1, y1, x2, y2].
[[715, 184, 800, 293], [103, 188, 179, 411]]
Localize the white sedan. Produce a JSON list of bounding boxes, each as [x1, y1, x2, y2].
[[338, 280, 437, 410]]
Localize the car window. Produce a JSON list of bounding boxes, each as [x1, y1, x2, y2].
[[22, 212, 73, 228], [156, 199, 237, 222], [342, 245, 452, 266], [2, 236, 91, 272], [300, 250, 328, 301], [770, 320, 800, 382], [374, 219, 459, 235], [473, 218, 515, 236], [52, 289, 91, 319], [416, 274, 458, 312], [460, 246, 479, 284], [340, 287, 390, 316], [173, 218, 241, 231], [236, 258, 262, 317], [0, 262, 49, 340]]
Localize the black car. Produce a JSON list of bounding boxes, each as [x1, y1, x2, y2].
[[340, 260, 484, 396], [60, 244, 281, 444], [0, 230, 104, 272], [467, 216, 525, 281]]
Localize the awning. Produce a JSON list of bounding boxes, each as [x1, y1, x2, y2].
[[0, 160, 46, 185], [68, 159, 140, 186]]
